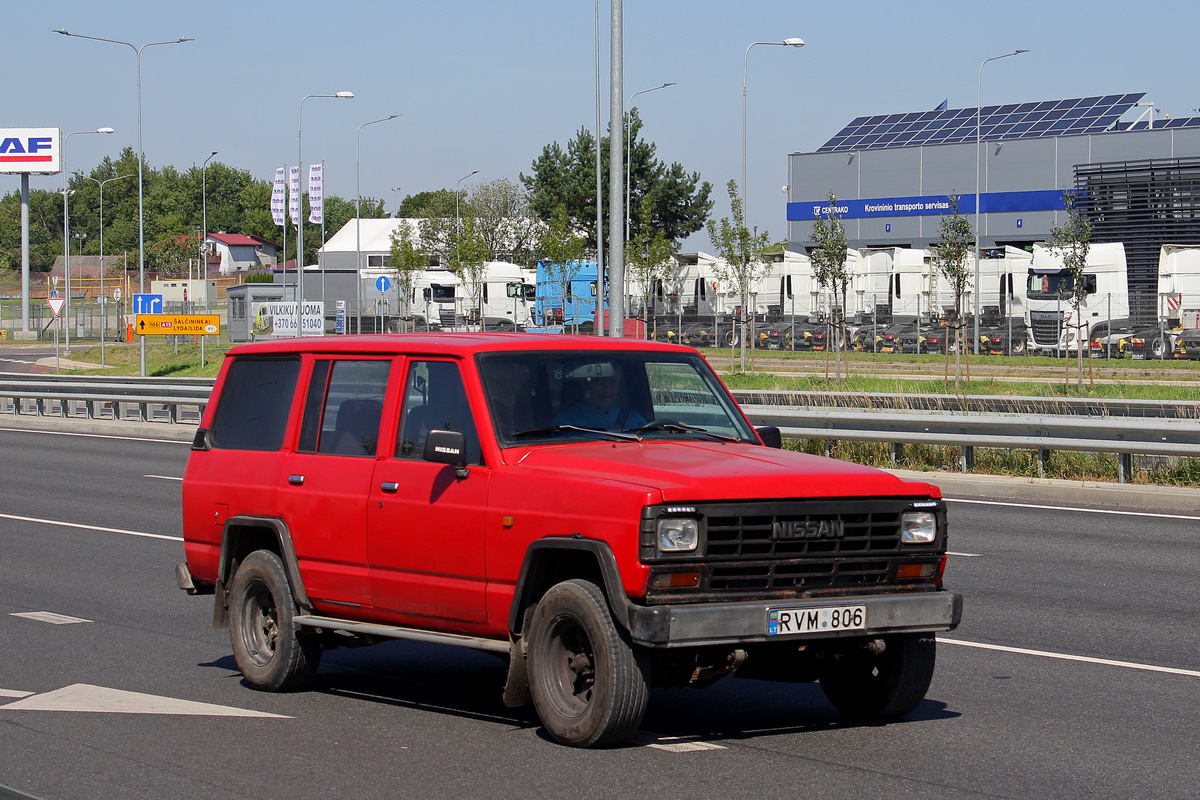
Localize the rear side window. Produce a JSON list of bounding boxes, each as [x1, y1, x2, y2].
[[295, 359, 391, 456], [208, 356, 301, 451]]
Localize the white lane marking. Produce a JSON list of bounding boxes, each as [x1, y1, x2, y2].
[[939, 637, 1200, 678], [0, 683, 290, 718], [0, 426, 187, 445], [0, 512, 181, 542], [947, 551, 981, 557], [10, 612, 91, 625], [947, 497, 1200, 522], [0, 689, 33, 698], [632, 733, 727, 752], [144, 474, 183, 481]]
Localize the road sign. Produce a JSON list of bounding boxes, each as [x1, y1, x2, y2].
[[376, 275, 391, 293], [133, 293, 163, 314], [113, 288, 121, 301], [136, 314, 220, 336], [47, 297, 65, 317]]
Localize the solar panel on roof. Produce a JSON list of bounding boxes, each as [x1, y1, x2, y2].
[[816, 93, 1148, 152]]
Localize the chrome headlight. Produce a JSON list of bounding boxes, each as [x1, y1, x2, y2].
[[657, 518, 699, 553], [900, 511, 938, 544]]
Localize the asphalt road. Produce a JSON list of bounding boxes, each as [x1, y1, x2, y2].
[[0, 427, 1197, 799]]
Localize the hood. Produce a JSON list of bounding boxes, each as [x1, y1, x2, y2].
[[507, 440, 937, 504]]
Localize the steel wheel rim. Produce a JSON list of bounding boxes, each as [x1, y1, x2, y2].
[[544, 613, 595, 718], [239, 579, 279, 668]]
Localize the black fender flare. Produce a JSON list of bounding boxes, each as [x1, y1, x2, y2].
[[213, 515, 312, 628]]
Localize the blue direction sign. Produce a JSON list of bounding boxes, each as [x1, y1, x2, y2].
[[375, 275, 391, 294], [133, 293, 163, 314]]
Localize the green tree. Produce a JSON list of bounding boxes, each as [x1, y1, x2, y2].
[[398, 189, 460, 219], [389, 222, 427, 331], [522, 109, 712, 256], [1048, 190, 1094, 388], [538, 205, 588, 332], [810, 191, 850, 382], [930, 194, 975, 388], [707, 180, 772, 371], [445, 216, 491, 329], [626, 196, 678, 338], [469, 177, 540, 266]]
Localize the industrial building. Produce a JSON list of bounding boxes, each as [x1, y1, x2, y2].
[[786, 93, 1200, 324]]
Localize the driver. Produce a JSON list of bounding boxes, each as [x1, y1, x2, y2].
[[554, 363, 646, 431]]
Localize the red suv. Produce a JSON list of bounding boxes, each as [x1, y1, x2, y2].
[[178, 334, 961, 747]]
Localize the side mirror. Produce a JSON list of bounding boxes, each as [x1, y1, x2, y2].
[[755, 426, 783, 449], [423, 429, 470, 479]]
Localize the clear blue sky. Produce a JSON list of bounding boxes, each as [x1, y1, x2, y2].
[[7, 0, 1198, 251]]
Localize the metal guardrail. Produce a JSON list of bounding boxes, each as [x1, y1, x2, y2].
[[740, 404, 1200, 483], [0, 376, 1195, 483], [0, 375, 209, 424], [731, 389, 1200, 420]]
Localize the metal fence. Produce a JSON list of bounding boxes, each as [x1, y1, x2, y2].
[[1, 377, 1196, 483]]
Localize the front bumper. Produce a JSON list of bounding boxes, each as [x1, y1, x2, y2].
[[624, 590, 962, 648]]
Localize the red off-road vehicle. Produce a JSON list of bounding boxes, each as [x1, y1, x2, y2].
[[178, 334, 961, 747]]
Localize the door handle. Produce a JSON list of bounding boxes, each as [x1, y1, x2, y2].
[[380, 482, 399, 494], [288, 475, 305, 486]]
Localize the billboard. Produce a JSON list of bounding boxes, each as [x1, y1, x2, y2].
[[0, 127, 62, 175]]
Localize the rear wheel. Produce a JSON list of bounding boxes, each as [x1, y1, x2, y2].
[[228, 549, 322, 692], [819, 633, 935, 720], [526, 579, 649, 747], [1150, 335, 1169, 359]]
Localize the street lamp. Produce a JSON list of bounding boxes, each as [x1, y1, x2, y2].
[[624, 82, 676, 241], [61, 126, 114, 351], [356, 116, 401, 277], [54, 30, 193, 375], [742, 38, 803, 224], [296, 91, 355, 337], [85, 172, 134, 367], [455, 169, 479, 261], [201, 151, 217, 281], [973, 48, 1029, 354]]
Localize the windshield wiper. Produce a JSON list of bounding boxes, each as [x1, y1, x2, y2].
[[512, 424, 641, 442], [628, 420, 740, 443]]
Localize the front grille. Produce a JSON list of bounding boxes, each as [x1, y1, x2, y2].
[[642, 498, 940, 601], [1030, 311, 1063, 346]]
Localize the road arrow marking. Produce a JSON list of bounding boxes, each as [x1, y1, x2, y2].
[[0, 689, 33, 698], [10, 612, 91, 625], [0, 684, 290, 717]]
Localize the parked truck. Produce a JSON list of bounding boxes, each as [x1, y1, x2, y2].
[[1126, 245, 1200, 359], [1025, 242, 1130, 356]]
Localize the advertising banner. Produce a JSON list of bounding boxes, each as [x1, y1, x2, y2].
[[0, 127, 61, 175], [307, 163, 324, 224], [289, 166, 301, 225], [250, 301, 325, 338], [788, 190, 1068, 221], [271, 167, 287, 226]]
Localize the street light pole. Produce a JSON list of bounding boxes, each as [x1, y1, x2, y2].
[[85, 173, 133, 367], [455, 169, 479, 273], [742, 38, 803, 225], [624, 83, 676, 241], [54, 30, 192, 375], [296, 91, 355, 338], [61, 126, 113, 352], [974, 48, 1029, 354], [356, 116, 400, 281]]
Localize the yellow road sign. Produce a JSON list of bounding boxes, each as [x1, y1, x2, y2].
[[136, 314, 221, 336]]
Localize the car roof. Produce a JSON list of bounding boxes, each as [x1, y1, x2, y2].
[[226, 333, 696, 359]]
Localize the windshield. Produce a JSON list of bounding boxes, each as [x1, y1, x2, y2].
[[1028, 271, 1075, 298], [476, 350, 756, 446]]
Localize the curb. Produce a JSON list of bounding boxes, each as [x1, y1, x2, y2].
[[0, 413, 196, 443], [888, 467, 1200, 514]]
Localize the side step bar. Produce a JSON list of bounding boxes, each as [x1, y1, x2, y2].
[[293, 614, 512, 656]]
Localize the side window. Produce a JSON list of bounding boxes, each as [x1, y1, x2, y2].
[[296, 359, 391, 456], [397, 361, 482, 464], [208, 357, 301, 451]]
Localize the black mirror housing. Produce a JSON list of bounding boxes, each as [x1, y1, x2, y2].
[[423, 429, 470, 477], [756, 426, 783, 449]]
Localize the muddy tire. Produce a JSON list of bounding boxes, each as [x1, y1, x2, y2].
[[526, 579, 649, 747]]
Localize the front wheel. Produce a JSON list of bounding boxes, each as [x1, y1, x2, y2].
[[819, 633, 936, 720], [526, 579, 649, 747], [228, 549, 322, 692]]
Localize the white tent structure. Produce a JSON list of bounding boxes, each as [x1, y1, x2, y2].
[[318, 218, 422, 271]]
